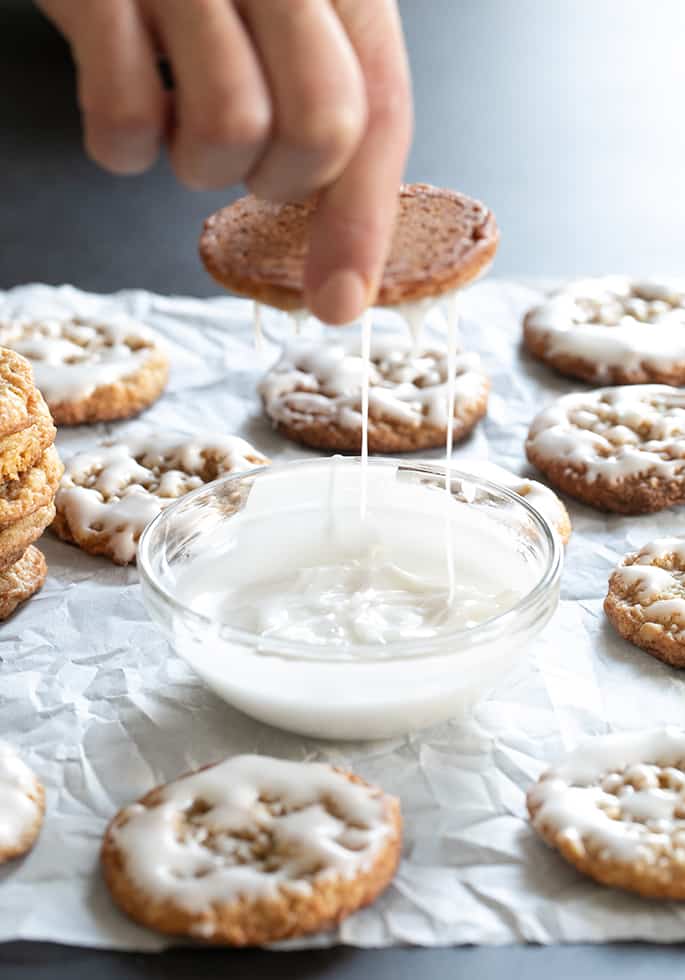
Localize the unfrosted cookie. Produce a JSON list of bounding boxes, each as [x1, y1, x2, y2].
[[0, 314, 169, 425], [524, 277, 685, 385], [454, 459, 572, 543], [0, 546, 47, 621], [605, 538, 685, 667], [54, 432, 269, 564], [200, 184, 499, 314], [0, 742, 45, 861], [0, 502, 54, 573], [0, 445, 62, 530], [0, 347, 37, 439], [259, 336, 489, 453], [101, 754, 402, 945], [526, 385, 685, 514], [528, 728, 685, 899], [0, 387, 56, 482]]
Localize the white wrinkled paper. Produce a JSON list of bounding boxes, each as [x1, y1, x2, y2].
[[2, 280, 685, 951]]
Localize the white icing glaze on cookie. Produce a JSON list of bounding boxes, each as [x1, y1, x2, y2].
[[526, 385, 685, 482], [110, 755, 395, 913], [0, 315, 164, 403], [0, 743, 42, 852], [259, 335, 487, 430], [57, 433, 269, 563], [526, 277, 685, 378], [529, 729, 685, 864], [612, 538, 685, 627]]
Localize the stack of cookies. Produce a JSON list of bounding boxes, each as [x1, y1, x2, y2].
[[0, 347, 62, 620]]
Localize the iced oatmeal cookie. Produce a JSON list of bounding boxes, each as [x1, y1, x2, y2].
[[605, 538, 685, 667], [101, 755, 402, 944], [259, 336, 489, 453], [524, 277, 685, 385], [0, 314, 169, 425], [453, 459, 572, 543], [526, 385, 685, 514], [528, 728, 685, 898], [53, 432, 269, 564], [0, 742, 45, 861]]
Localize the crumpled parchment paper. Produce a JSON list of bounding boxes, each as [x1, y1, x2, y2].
[[2, 280, 685, 950]]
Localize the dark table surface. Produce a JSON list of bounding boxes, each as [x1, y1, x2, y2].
[[2, 1, 685, 976]]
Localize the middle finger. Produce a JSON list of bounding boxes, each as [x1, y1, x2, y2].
[[239, 0, 367, 201]]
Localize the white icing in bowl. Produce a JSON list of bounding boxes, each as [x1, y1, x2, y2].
[[138, 458, 562, 740]]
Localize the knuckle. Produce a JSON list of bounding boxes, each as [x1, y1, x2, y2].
[[289, 101, 365, 160], [191, 99, 271, 149]]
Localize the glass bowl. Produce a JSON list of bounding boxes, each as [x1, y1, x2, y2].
[[138, 458, 563, 740]]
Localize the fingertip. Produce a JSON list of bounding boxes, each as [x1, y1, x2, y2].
[[84, 122, 160, 175]]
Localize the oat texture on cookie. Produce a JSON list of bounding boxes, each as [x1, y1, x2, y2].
[[259, 335, 489, 453], [524, 277, 685, 385], [101, 755, 402, 944], [53, 432, 270, 564], [605, 538, 685, 667], [528, 728, 685, 898], [526, 385, 685, 514], [0, 741, 45, 863], [0, 314, 169, 425]]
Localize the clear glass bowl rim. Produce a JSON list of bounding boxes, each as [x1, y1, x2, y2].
[[137, 458, 563, 664]]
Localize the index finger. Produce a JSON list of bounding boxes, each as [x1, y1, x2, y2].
[[304, 0, 413, 325]]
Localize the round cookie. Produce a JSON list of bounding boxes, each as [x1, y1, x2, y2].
[[0, 388, 56, 482], [453, 459, 572, 544], [524, 277, 685, 385], [200, 184, 499, 314], [0, 741, 45, 861], [101, 754, 402, 945], [605, 538, 685, 667], [0, 445, 62, 530], [0, 347, 38, 439], [527, 728, 685, 899], [259, 336, 489, 453], [0, 546, 48, 621], [526, 384, 685, 514], [0, 502, 55, 573], [54, 432, 270, 564], [0, 314, 169, 425]]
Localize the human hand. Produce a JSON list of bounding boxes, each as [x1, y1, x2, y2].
[[37, 0, 413, 324]]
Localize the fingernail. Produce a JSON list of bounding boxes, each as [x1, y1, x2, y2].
[[309, 269, 370, 325]]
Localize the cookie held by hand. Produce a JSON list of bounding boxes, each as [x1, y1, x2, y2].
[[200, 183, 499, 314]]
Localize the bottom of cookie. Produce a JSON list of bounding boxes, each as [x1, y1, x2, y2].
[[0, 544, 47, 620], [273, 411, 486, 455], [526, 455, 684, 515]]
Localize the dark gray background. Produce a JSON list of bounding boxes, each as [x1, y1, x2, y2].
[[1, 0, 684, 975]]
